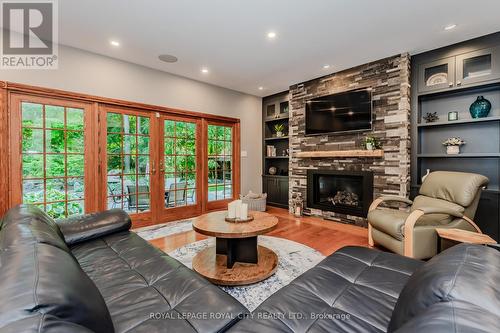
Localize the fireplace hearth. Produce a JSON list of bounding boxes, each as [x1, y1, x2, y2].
[[307, 170, 373, 217]]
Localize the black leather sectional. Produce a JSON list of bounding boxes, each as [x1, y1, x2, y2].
[[1, 205, 499, 333]]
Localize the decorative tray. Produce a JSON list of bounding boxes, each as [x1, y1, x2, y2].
[[225, 214, 254, 223]]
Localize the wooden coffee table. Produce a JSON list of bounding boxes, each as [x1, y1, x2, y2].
[[192, 210, 278, 286]]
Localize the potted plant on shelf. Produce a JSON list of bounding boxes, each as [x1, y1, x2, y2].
[[442, 137, 466, 155], [361, 136, 381, 151], [274, 123, 285, 137]]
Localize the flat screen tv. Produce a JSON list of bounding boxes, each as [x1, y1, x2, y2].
[[305, 88, 372, 135]]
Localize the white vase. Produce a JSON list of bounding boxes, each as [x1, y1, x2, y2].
[[276, 131, 283, 137], [446, 145, 460, 155], [366, 143, 374, 150]]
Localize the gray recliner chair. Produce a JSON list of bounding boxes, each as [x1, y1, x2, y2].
[[368, 171, 489, 259]]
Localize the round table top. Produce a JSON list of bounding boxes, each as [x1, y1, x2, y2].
[[192, 210, 278, 238]]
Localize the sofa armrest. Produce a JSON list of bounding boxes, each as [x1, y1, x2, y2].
[[369, 196, 413, 212], [57, 209, 131, 245], [415, 205, 464, 218], [403, 206, 482, 257]]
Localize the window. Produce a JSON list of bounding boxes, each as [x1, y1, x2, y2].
[[163, 119, 197, 207], [207, 124, 233, 201], [21, 102, 85, 218], [106, 112, 151, 213]]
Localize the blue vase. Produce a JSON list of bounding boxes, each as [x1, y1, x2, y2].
[[469, 96, 491, 118]]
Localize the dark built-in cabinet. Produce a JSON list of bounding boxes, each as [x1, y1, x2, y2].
[[411, 32, 500, 241], [262, 92, 289, 208]]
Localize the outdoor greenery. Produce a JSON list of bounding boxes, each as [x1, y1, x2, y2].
[[21, 102, 85, 218], [21, 106, 235, 217]]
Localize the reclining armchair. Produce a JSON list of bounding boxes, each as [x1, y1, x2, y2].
[[368, 171, 489, 259]]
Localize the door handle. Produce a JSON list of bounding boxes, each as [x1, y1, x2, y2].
[[151, 160, 156, 174]]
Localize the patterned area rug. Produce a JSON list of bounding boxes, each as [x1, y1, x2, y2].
[[135, 221, 325, 311]]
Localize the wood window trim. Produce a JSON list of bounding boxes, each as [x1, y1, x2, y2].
[[3, 81, 240, 124], [0, 82, 241, 225]]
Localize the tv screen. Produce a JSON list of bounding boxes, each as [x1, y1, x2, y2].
[[305, 89, 372, 135]]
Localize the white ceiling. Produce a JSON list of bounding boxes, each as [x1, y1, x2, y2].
[[57, 0, 500, 96]]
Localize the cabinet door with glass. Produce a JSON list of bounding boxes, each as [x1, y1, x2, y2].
[[418, 57, 456, 93], [456, 46, 500, 87], [264, 98, 289, 120]]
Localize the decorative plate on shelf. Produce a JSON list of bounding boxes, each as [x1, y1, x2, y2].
[[268, 166, 277, 175], [426, 73, 448, 86]]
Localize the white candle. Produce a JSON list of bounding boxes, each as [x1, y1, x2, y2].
[[240, 203, 248, 220], [228, 201, 236, 218], [235, 200, 242, 219]]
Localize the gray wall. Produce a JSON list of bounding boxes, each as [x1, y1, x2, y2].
[[0, 44, 262, 194]]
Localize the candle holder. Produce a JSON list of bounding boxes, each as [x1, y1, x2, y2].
[[225, 215, 254, 223]]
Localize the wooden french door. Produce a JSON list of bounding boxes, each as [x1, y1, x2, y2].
[[99, 105, 157, 225], [9, 94, 98, 218], [99, 107, 205, 225], [205, 120, 240, 211], [157, 115, 202, 221]]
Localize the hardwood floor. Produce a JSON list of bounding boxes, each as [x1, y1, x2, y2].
[[148, 206, 369, 256]]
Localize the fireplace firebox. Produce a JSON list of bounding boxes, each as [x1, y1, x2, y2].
[[307, 170, 373, 217]]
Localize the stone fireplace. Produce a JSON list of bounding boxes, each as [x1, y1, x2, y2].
[[289, 53, 411, 226], [307, 170, 373, 218]]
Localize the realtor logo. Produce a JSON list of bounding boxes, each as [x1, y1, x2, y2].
[[1, 0, 58, 69]]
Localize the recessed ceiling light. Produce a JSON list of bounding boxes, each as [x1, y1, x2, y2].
[[258, 86, 264, 90], [444, 24, 457, 31], [267, 31, 277, 39], [158, 54, 178, 63], [201, 67, 209, 74], [110, 40, 120, 47], [323, 64, 331, 69]]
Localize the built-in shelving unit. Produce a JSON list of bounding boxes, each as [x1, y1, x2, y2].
[[262, 91, 290, 208], [411, 32, 500, 241]]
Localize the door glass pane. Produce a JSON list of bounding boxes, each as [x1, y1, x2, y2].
[[20, 102, 86, 219], [463, 54, 492, 79], [207, 124, 232, 201], [164, 119, 197, 208], [424, 64, 448, 87], [279, 101, 289, 116], [106, 112, 151, 213]]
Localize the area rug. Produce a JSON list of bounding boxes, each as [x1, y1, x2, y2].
[[135, 221, 325, 311]]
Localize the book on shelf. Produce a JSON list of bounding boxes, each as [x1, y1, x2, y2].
[[266, 145, 276, 157]]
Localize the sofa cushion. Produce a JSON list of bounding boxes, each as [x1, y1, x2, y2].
[[388, 243, 500, 332], [0, 204, 69, 252], [57, 208, 131, 245], [70, 230, 248, 333], [0, 243, 114, 333], [0, 314, 95, 333], [392, 300, 500, 333], [229, 246, 423, 333]]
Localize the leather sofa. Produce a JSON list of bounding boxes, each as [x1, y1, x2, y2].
[[230, 243, 500, 332], [1, 205, 499, 333], [0, 205, 248, 333]]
